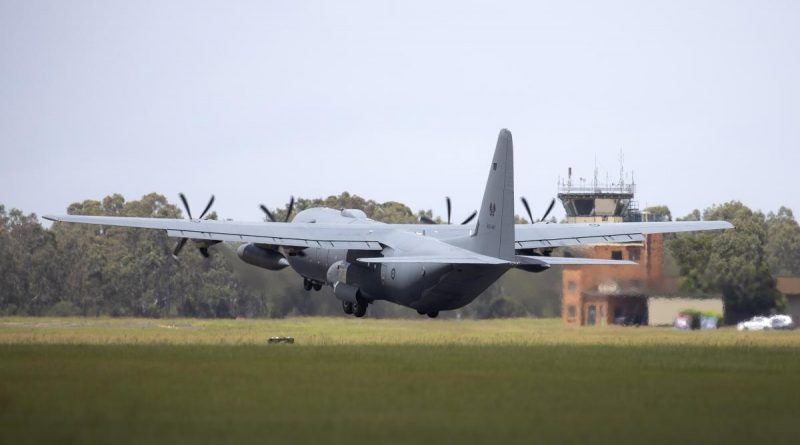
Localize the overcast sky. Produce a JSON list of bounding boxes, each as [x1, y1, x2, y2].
[[1, 0, 798, 223]]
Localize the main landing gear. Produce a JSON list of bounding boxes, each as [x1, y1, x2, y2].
[[342, 299, 368, 318], [417, 309, 439, 318], [303, 278, 322, 291]]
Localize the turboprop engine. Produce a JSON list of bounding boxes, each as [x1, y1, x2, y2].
[[236, 244, 289, 270]]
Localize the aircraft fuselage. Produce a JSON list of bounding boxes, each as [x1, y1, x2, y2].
[[239, 207, 509, 314]]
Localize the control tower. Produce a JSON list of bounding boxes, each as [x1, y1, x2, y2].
[[558, 162, 665, 327], [557, 166, 641, 223]]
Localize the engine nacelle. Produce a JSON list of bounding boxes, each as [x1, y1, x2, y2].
[[333, 282, 360, 303], [326, 260, 362, 302], [236, 244, 289, 270], [326, 260, 350, 285]]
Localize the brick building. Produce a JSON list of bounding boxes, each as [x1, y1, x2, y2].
[[561, 234, 665, 325], [557, 166, 670, 326]]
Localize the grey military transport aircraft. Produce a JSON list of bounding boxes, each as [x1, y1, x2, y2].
[[45, 129, 732, 318]]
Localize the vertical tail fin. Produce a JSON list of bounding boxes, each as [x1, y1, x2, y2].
[[467, 129, 515, 260]]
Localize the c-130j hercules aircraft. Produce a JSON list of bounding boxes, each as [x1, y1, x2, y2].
[[45, 129, 732, 318]]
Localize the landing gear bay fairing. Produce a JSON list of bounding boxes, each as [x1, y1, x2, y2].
[[45, 130, 732, 318]]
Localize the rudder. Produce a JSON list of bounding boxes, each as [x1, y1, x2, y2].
[[466, 129, 515, 260]]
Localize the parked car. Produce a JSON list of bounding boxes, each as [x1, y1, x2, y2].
[[674, 315, 691, 330], [736, 316, 772, 331], [737, 315, 797, 331], [770, 315, 796, 330]]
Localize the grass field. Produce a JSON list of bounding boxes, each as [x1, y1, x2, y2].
[[1, 317, 799, 444]]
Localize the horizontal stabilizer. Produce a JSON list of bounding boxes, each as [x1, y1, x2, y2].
[[357, 255, 510, 265], [515, 255, 636, 266]]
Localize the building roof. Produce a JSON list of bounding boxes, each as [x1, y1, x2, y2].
[[777, 276, 800, 295]]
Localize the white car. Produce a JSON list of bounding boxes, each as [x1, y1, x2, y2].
[[737, 316, 773, 331], [737, 315, 797, 331], [770, 315, 796, 330]]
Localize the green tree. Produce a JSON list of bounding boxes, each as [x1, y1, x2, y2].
[[0, 206, 64, 315], [677, 209, 701, 221], [668, 201, 782, 323], [765, 207, 800, 276], [643, 205, 672, 221]]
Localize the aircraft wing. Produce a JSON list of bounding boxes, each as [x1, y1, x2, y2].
[[357, 255, 510, 265], [43, 215, 732, 253], [357, 254, 635, 266], [513, 221, 733, 249], [515, 255, 636, 266], [42, 215, 386, 250]]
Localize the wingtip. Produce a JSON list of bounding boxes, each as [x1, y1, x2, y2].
[[42, 215, 59, 222], [712, 220, 735, 229]]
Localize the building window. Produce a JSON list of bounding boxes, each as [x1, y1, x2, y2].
[[568, 280, 577, 291], [611, 250, 623, 260], [567, 305, 576, 320], [629, 249, 641, 262]]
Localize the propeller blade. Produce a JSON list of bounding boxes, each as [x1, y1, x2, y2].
[[419, 215, 436, 225], [446, 197, 452, 225], [198, 195, 215, 220], [284, 196, 295, 222], [172, 237, 188, 259], [260, 204, 274, 222], [179, 193, 192, 220], [173, 194, 214, 259], [460, 210, 477, 225], [521, 197, 534, 224], [540, 198, 556, 223]]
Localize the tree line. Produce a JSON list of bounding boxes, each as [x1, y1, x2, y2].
[[0, 192, 559, 319], [668, 202, 800, 322], [1, 193, 797, 321]]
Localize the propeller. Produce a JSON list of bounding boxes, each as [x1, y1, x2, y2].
[[521, 197, 534, 224], [520, 196, 557, 257], [539, 197, 556, 223], [260, 196, 295, 222], [173, 193, 215, 259], [419, 197, 477, 225], [520, 197, 555, 224]]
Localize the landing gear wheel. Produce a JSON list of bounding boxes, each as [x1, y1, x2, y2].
[[353, 300, 368, 318], [312, 283, 322, 291], [427, 311, 439, 319], [303, 279, 312, 291], [342, 301, 354, 315], [417, 309, 426, 315]]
